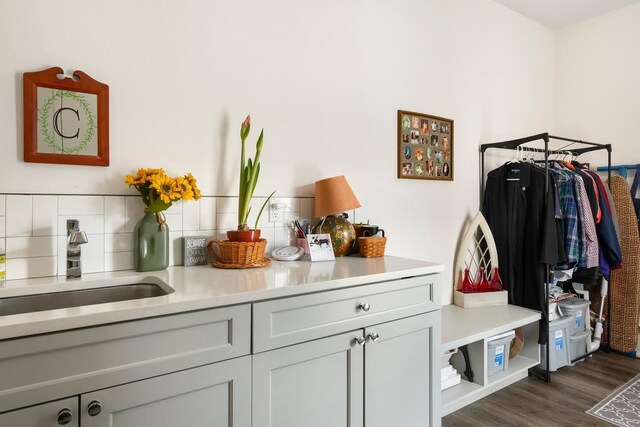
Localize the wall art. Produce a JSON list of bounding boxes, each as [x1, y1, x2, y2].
[[23, 67, 109, 166], [397, 110, 453, 181]]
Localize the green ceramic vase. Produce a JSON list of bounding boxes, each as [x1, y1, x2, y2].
[[134, 211, 169, 272]]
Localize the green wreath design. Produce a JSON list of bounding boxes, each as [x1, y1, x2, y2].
[[38, 90, 96, 154]]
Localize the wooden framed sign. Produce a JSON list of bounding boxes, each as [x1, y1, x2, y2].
[[23, 67, 109, 166], [397, 110, 453, 181]]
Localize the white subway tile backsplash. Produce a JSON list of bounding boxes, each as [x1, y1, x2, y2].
[[0, 193, 311, 280], [6, 195, 32, 237], [165, 213, 183, 232], [169, 231, 183, 266], [105, 233, 134, 252], [182, 201, 200, 231], [166, 202, 183, 214], [199, 197, 216, 230], [216, 197, 238, 213], [247, 197, 265, 229], [105, 251, 134, 272], [217, 213, 237, 232], [125, 197, 145, 232], [105, 196, 127, 234], [299, 198, 314, 219], [6, 257, 57, 280], [58, 215, 104, 236], [58, 195, 104, 215], [33, 195, 58, 236], [261, 228, 276, 254], [6, 236, 57, 258], [81, 234, 105, 274], [275, 226, 295, 248]]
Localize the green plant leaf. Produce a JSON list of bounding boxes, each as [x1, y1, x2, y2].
[[254, 190, 276, 230]]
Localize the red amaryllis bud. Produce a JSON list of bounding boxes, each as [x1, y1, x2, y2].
[[240, 115, 251, 141]]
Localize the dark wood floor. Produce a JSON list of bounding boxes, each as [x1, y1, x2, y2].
[[442, 351, 640, 426]]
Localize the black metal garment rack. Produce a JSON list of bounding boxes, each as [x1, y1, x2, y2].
[[479, 132, 612, 383]]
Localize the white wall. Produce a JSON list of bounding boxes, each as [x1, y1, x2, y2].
[[555, 2, 640, 165], [0, 0, 556, 302]]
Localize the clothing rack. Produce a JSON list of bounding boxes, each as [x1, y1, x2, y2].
[[479, 132, 612, 383]]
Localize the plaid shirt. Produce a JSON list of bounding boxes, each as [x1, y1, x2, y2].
[[550, 165, 579, 267], [573, 173, 599, 268]]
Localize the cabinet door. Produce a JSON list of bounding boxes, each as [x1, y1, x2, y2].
[[364, 312, 441, 427], [253, 330, 364, 427], [0, 397, 78, 427], [80, 356, 251, 427]]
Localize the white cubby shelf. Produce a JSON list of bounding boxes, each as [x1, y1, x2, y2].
[[441, 304, 541, 416]]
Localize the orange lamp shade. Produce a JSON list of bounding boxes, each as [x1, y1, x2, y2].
[[314, 175, 361, 217]]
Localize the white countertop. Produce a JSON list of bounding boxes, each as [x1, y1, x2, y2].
[[0, 256, 444, 340]]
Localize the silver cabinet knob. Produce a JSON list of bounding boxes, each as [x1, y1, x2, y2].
[[354, 335, 367, 346], [87, 400, 102, 417], [367, 332, 380, 342], [57, 408, 73, 425], [358, 302, 371, 312]]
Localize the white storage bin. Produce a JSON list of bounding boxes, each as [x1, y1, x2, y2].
[[539, 315, 572, 372], [486, 330, 515, 377], [558, 297, 590, 335], [569, 330, 590, 362]]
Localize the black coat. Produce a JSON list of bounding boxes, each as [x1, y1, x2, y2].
[[482, 162, 564, 343]]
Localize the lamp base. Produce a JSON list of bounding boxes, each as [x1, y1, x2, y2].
[[315, 214, 356, 257]]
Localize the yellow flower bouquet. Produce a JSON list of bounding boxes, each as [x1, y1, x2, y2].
[[125, 168, 201, 271], [125, 168, 201, 215]]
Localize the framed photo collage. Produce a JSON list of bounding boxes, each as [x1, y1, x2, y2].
[[397, 110, 453, 181]]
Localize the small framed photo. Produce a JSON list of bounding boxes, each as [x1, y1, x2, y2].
[[307, 234, 336, 262], [398, 110, 453, 181]]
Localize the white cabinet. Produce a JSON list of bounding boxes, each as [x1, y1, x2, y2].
[[252, 275, 442, 427], [0, 270, 442, 427], [81, 356, 251, 427], [0, 397, 78, 427], [0, 359, 251, 427], [364, 313, 439, 427], [253, 331, 364, 427]]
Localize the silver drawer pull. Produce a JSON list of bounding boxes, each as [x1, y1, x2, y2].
[[358, 302, 371, 312], [367, 332, 380, 342], [87, 400, 102, 416], [354, 335, 367, 346], [57, 408, 73, 425]]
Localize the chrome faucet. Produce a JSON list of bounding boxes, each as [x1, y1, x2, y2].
[[67, 219, 88, 278]]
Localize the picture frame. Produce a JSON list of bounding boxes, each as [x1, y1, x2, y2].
[[397, 110, 453, 181], [23, 67, 109, 166], [306, 234, 336, 262]]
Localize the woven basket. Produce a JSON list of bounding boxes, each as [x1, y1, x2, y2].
[[208, 239, 267, 266], [358, 237, 386, 258]]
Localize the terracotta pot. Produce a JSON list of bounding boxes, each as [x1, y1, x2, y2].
[[227, 229, 261, 242]]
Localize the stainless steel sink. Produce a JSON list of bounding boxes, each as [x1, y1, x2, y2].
[[0, 283, 172, 316]]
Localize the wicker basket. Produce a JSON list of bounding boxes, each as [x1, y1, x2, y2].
[[358, 237, 386, 258], [208, 239, 267, 267]]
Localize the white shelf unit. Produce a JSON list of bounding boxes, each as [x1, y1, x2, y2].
[[441, 304, 541, 416]]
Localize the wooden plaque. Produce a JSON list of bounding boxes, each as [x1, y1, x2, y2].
[[23, 67, 109, 166]]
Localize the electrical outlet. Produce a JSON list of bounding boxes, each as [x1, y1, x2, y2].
[[269, 205, 283, 223]]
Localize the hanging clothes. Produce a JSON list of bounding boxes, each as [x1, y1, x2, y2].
[[582, 169, 622, 278], [482, 162, 563, 344], [549, 165, 579, 269]]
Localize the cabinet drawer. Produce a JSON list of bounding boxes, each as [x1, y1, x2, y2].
[[253, 274, 440, 352], [0, 304, 250, 413]]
